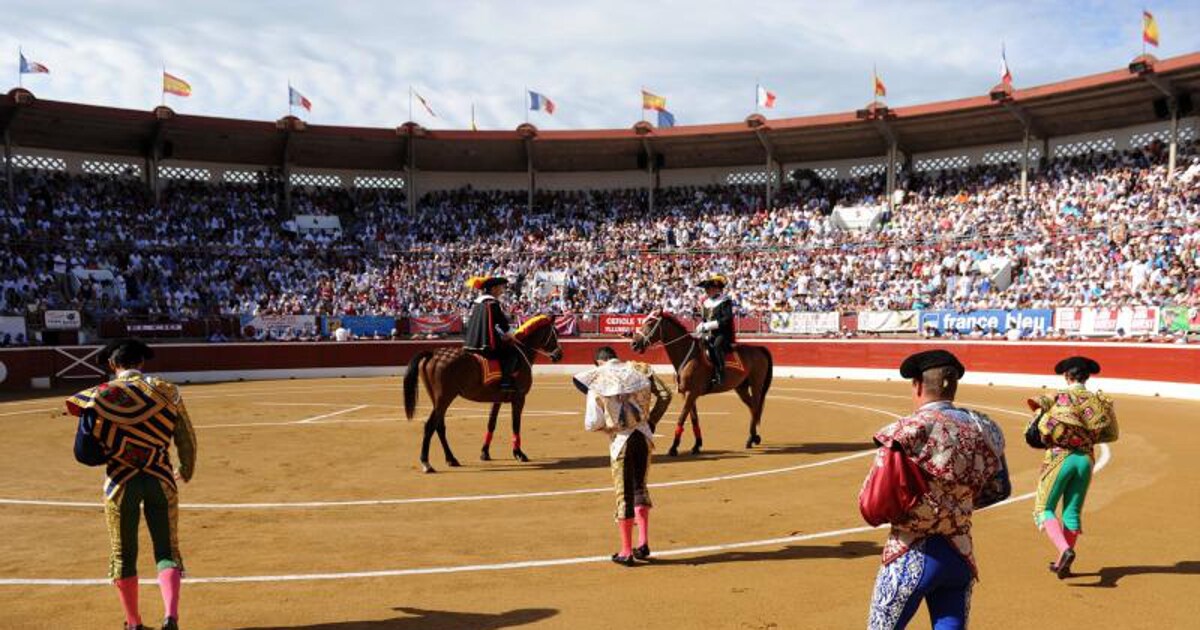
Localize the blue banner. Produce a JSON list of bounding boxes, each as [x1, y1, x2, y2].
[[918, 309, 1053, 334], [323, 316, 397, 337]]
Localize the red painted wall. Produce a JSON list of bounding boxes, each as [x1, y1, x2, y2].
[[2, 339, 1196, 392]]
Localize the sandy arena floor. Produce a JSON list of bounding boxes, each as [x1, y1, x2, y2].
[[0, 375, 1197, 629]]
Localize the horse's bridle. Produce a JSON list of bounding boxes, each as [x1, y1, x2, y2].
[[632, 313, 694, 349], [511, 324, 563, 368]]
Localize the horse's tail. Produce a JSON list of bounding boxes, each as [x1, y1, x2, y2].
[[403, 351, 433, 422]]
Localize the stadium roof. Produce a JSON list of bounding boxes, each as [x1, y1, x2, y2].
[[2, 52, 1199, 173]]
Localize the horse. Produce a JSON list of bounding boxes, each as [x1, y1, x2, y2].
[[403, 314, 564, 473], [630, 310, 773, 456]]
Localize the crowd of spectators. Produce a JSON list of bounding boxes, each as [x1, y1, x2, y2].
[[2, 139, 1198, 338]]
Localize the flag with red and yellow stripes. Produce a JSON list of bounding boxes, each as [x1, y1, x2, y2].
[[162, 71, 191, 97], [1142, 10, 1159, 47]]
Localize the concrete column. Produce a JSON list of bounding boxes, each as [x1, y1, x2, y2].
[[406, 136, 416, 216], [3, 129, 13, 208], [1168, 105, 1179, 178], [525, 139, 534, 215], [885, 142, 897, 212], [1021, 131, 1030, 199]]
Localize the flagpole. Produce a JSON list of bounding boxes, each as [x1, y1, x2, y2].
[[755, 78, 759, 114], [161, 62, 166, 107], [18, 46, 23, 90], [524, 85, 529, 124], [408, 86, 413, 123], [640, 85, 645, 122], [288, 80, 293, 117], [872, 63, 877, 107], [1141, 8, 1146, 56]]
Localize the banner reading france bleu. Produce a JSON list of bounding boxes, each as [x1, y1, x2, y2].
[[918, 309, 1053, 334], [324, 316, 398, 337]]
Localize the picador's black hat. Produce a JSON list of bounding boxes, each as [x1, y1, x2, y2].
[[1054, 356, 1101, 376], [99, 338, 155, 366], [899, 349, 965, 380]]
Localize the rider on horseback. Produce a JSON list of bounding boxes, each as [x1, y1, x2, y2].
[[464, 275, 518, 391], [695, 274, 735, 388]]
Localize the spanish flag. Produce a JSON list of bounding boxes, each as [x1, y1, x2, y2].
[[163, 71, 191, 97], [642, 89, 666, 111], [873, 71, 887, 98], [1142, 10, 1159, 47]]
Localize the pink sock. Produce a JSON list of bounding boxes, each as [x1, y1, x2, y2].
[[512, 434, 521, 450], [157, 568, 182, 620], [634, 506, 651, 548], [1065, 529, 1080, 549], [618, 518, 634, 557], [114, 576, 141, 627], [1043, 518, 1071, 553]]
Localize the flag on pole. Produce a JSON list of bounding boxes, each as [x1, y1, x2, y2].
[[1142, 10, 1159, 47], [162, 71, 191, 97], [414, 90, 437, 117], [756, 85, 776, 109], [528, 90, 556, 115], [19, 52, 49, 74], [289, 85, 312, 112], [642, 90, 667, 111], [471, 103, 478, 131], [873, 70, 887, 98], [656, 109, 676, 128], [1000, 45, 1013, 86]]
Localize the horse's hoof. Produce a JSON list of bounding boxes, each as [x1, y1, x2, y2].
[[421, 462, 436, 474], [480, 449, 492, 461], [667, 446, 679, 457], [513, 449, 530, 463], [746, 434, 762, 449], [447, 458, 462, 467], [690, 445, 702, 455], [753, 434, 762, 445]]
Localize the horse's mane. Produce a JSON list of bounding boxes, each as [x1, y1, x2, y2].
[[514, 314, 553, 340], [653, 311, 688, 330]]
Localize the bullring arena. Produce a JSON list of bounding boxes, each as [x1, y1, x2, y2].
[[1, 340, 1198, 629]]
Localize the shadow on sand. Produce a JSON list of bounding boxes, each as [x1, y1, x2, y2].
[[1068, 560, 1200, 588], [651, 540, 882, 567], [234, 606, 558, 630]]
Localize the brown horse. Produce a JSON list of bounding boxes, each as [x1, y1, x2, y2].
[[630, 310, 773, 456], [404, 314, 563, 473]]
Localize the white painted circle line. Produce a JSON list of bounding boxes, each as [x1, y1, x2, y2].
[[0, 444, 1110, 586], [0, 396, 897, 510]]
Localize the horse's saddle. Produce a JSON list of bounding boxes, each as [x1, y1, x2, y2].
[[697, 348, 746, 375], [470, 354, 513, 386]]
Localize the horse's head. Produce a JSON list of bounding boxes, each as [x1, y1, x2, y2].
[[514, 314, 563, 363], [630, 309, 665, 354]]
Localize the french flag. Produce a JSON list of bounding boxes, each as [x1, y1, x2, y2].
[[19, 53, 49, 74], [528, 90, 555, 115], [289, 85, 312, 112], [1000, 45, 1013, 87], [757, 85, 776, 109]]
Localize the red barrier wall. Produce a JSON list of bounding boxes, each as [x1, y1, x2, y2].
[[2, 339, 1197, 392]]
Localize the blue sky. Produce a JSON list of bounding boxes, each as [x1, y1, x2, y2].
[[3, 1, 1198, 130]]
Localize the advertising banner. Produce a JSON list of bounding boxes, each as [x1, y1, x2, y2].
[[408, 315, 461, 334], [325, 316, 396, 337], [857, 310, 920, 333], [1053, 307, 1161, 336], [240, 314, 319, 338], [768, 312, 840, 334], [44, 310, 82, 331], [919, 309, 1053, 334], [1161, 306, 1200, 333], [598, 314, 649, 335], [0, 316, 26, 342]]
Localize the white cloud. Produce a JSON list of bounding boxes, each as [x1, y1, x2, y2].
[[3, 0, 1197, 130]]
